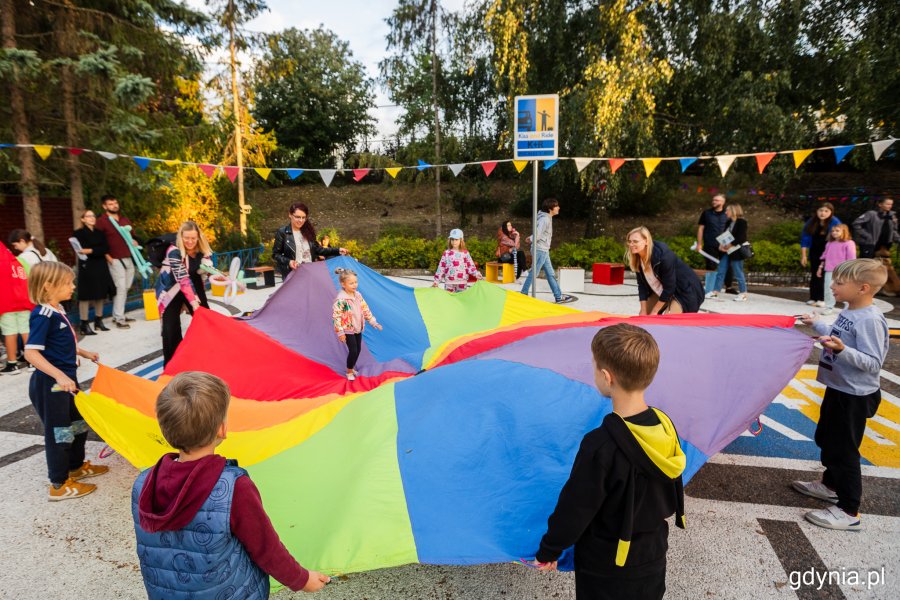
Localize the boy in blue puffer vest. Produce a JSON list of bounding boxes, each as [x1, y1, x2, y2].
[[132, 371, 330, 598]]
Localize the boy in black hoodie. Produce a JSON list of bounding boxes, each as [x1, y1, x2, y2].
[[531, 323, 686, 600]]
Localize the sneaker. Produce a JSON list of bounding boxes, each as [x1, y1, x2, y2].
[[555, 294, 577, 304], [806, 300, 817, 306], [17, 360, 34, 372], [815, 301, 826, 308], [821, 307, 834, 315], [124, 316, 136, 322], [792, 480, 838, 503], [733, 293, 748, 302], [69, 461, 110, 481], [805, 505, 861, 531], [48, 478, 96, 502], [346, 372, 356, 381], [705, 291, 719, 299], [115, 321, 131, 330], [1, 362, 23, 375]]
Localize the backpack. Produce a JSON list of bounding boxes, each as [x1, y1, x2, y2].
[[145, 233, 177, 268]]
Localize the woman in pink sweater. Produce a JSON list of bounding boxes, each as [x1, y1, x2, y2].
[[818, 224, 857, 313]]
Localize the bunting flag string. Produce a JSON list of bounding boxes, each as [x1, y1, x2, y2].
[[3, 138, 894, 185]]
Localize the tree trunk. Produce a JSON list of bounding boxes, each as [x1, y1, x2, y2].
[[228, 1, 247, 237], [430, 0, 443, 237], [2, 0, 43, 239], [60, 0, 85, 229], [585, 166, 612, 238]]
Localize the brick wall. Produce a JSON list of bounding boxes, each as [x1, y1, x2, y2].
[[0, 196, 76, 263]]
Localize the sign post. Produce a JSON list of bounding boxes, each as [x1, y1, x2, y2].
[[514, 94, 559, 297]]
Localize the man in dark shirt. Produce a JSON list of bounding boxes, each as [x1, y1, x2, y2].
[[94, 195, 138, 329], [852, 197, 899, 258], [697, 194, 731, 294]]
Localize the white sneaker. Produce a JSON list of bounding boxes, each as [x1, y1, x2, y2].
[[705, 291, 718, 299], [821, 307, 834, 315], [733, 293, 748, 302], [346, 372, 356, 381], [806, 300, 817, 306], [815, 301, 826, 308], [805, 505, 861, 531], [792, 480, 838, 503]]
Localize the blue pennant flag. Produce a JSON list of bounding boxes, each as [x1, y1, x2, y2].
[[542, 159, 558, 171], [833, 145, 854, 164], [417, 159, 431, 171], [0, 144, 13, 148], [679, 158, 698, 173], [286, 168, 304, 180], [132, 156, 151, 171]]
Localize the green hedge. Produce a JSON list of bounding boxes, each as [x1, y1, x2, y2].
[[551, 237, 625, 270]]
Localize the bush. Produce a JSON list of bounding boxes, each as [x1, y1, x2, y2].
[[660, 236, 706, 270], [551, 238, 625, 270], [746, 241, 802, 272], [755, 221, 803, 246], [363, 236, 444, 269]]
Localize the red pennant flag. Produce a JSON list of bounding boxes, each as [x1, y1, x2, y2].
[[609, 158, 625, 174], [198, 164, 218, 178], [67, 148, 84, 156], [756, 152, 776, 174], [223, 166, 239, 182], [352, 168, 370, 182], [481, 161, 497, 177]]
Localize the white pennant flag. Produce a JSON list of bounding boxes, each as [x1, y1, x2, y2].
[[573, 158, 593, 173], [96, 151, 118, 160], [449, 163, 466, 177], [716, 155, 737, 177], [872, 139, 895, 161], [319, 169, 337, 187]]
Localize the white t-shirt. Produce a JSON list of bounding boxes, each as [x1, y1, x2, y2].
[[19, 243, 58, 267], [292, 230, 312, 263], [642, 263, 664, 297]]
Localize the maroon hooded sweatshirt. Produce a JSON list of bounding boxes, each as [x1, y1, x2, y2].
[[137, 453, 309, 591]]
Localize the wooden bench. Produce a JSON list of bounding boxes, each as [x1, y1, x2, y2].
[[247, 265, 276, 288], [485, 261, 515, 284]]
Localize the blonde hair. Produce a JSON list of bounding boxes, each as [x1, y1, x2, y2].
[[727, 204, 744, 219], [831, 224, 852, 242], [591, 323, 660, 392], [334, 267, 357, 284], [625, 226, 653, 272], [27, 262, 75, 305], [832, 258, 888, 292], [156, 372, 230, 453], [447, 238, 469, 252], [176, 221, 212, 258]]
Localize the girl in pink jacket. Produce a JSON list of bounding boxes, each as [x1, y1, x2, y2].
[[332, 268, 382, 381], [818, 224, 857, 313]]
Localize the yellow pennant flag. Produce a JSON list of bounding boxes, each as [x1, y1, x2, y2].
[[642, 158, 662, 177], [792, 149, 814, 169], [163, 159, 181, 166], [513, 160, 529, 173], [255, 167, 272, 180], [33, 145, 53, 160], [385, 167, 401, 179]]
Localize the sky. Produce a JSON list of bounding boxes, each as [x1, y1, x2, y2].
[[187, 0, 467, 149]]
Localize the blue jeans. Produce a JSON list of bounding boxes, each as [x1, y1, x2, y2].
[[520, 249, 561, 300], [714, 253, 746, 293]]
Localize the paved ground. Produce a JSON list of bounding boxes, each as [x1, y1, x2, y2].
[[0, 272, 897, 599]]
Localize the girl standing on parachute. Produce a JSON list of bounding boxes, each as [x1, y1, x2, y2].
[[332, 268, 382, 381], [433, 228, 483, 293]]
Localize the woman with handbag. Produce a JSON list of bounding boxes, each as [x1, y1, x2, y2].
[[707, 204, 750, 302], [495, 221, 527, 279]]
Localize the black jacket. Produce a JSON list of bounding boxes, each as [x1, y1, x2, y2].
[[272, 224, 339, 277], [726, 218, 749, 261], [636, 241, 705, 313]]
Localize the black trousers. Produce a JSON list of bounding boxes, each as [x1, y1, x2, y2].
[[29, 371, 87, 484], [575, 568, 666, 600], [499, 250, 527, 278], [161, 289, 209, 366], [345, 333, 363, 370], [815, 386, 881, 514], [809, 257, 825, 301]]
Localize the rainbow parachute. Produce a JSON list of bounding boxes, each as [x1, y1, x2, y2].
[[78, 257, 812, 574]]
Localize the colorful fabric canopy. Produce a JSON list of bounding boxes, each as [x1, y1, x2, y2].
[[77, 257, 812, 575]]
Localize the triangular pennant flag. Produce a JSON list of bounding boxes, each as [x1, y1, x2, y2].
[[716, 155, 737, 177], [254, 167, 271, 180], [543, 159, 558, 171], [352, 168, 370, 182], [481, 161, 497, 177], [198, 164, 218, 178], [872, 139, 895, 161], [96, 151, 118, 160], [608, 158, 626, 174], [416, 159, 430, 171], [642, 158, 662, 177], [385, 167, 401, 179], [679, 158, 697, 173], [33, 145, 53, 160], [449, 164, 466, 177], [513, 160, 529, 173], [755, 152, 776, 173], [67, 148, 84, 156], [163, 159, 181, 166], [833, 145, 854, 164], [223, 166, 240, 183], [792, 149, 814, 169], [132, 156, 151, 171], [319, 169, 336, 187], [285, 168, 304, 180], [573, 158, 593, 173]]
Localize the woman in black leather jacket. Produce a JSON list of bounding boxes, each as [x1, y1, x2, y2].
[[272, 202, 347, 278]]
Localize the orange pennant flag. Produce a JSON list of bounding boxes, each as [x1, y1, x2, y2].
[[792, 149, 814, 169], [513, 160, 529, 173], [385, 167, 401, 178], [642, 158, 662, 177], [33, 145, 53, 160], [608, 158, 626, 174], [755, 152, 776, 174]]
